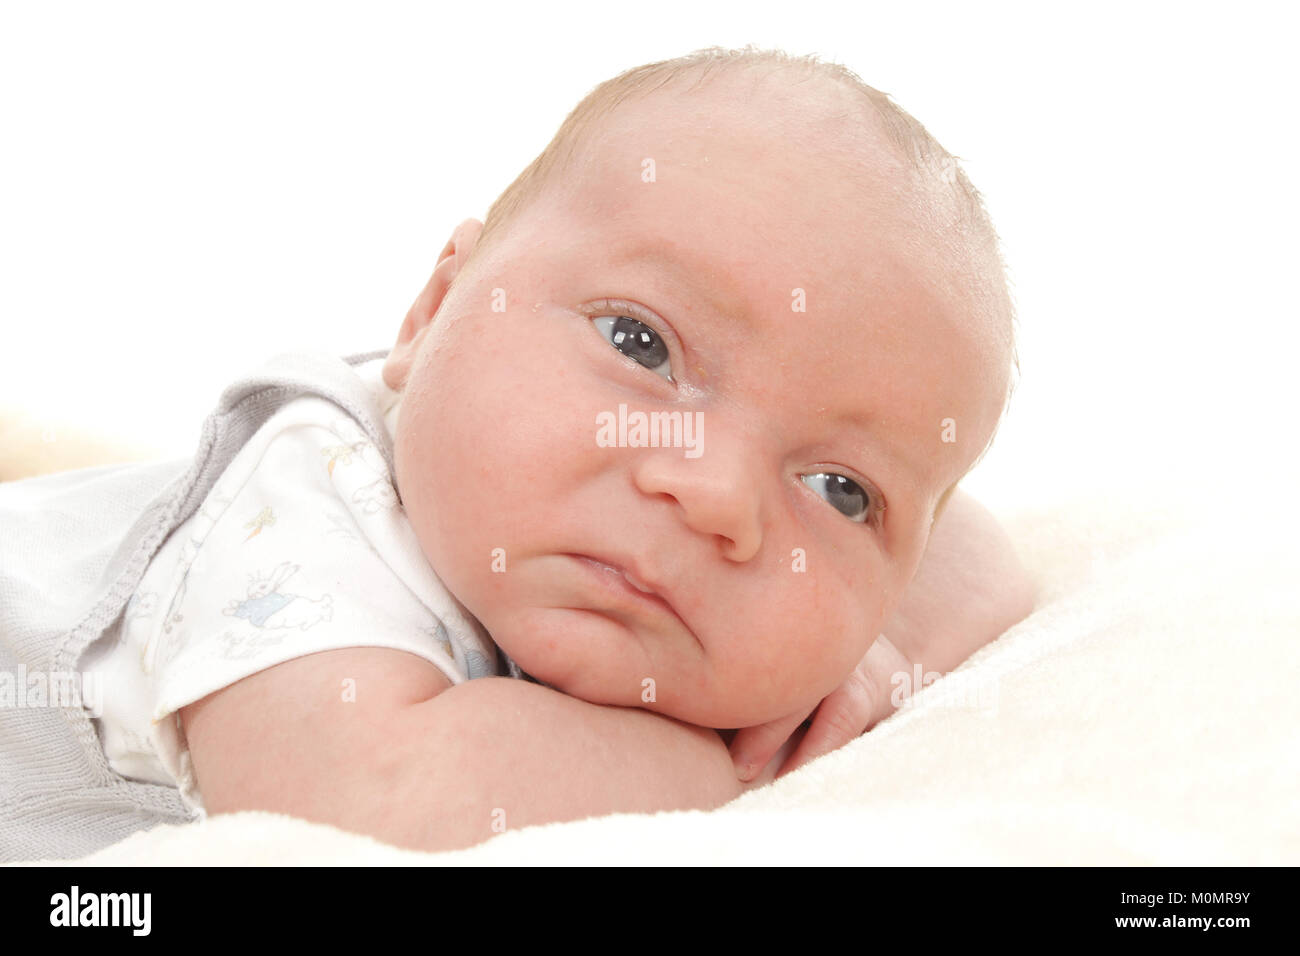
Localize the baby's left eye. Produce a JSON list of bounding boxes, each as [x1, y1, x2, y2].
[[592, 315, 674, 382], [801, 473, 872, 523]]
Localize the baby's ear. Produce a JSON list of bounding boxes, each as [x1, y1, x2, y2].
[[383, 218, 484, 392]]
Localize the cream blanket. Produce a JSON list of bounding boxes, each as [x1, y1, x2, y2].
[[10, 457, 1299, 865]]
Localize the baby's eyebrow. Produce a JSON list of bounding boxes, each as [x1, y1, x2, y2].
[[611, 238, 760, 334], [832, 407, 935, 506]]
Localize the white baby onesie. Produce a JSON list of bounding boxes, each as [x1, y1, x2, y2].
[[80, 357, 500, 815]]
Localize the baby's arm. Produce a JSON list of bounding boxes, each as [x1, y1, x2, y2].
[[182, 646, 744, 853]]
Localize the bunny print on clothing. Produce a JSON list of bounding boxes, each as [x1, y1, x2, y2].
[[222, 561, 334, 631], [79, 357, 501, 814]]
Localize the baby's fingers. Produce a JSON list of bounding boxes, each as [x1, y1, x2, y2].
[[728, 707, 813, 782], [775, 633, 912, 779]]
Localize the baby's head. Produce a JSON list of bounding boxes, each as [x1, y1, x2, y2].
[[382, 47, 1017, 729]]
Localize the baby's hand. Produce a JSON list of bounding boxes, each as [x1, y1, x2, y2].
[[727, 632, 912, 782]]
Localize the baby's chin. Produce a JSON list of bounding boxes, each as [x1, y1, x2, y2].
[[483, 609, 776, 728], [499, 641, 810, 731], [536, 674, 783, 730]]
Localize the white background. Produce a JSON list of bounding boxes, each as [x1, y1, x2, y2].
[[2, 0, 1296, 515]]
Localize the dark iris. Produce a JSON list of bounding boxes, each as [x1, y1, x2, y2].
[[807, 473, 869, 520], [610, 316, 669, 370]]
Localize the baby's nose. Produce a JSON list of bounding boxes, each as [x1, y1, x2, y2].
[[631, 430, 763, 562]]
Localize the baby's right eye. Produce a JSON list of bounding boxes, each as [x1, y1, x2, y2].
[[591, 315, 675, 382]]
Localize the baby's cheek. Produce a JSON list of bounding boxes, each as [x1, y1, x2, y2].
[[805, 599, 880, 695], [755, 623, 855, 714]]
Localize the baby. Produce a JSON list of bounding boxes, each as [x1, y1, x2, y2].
[[0, 46, 1035, 858]]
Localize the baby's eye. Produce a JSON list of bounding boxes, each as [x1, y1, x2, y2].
[[592, 315, 674, 382], [801, 472, 873, 524]]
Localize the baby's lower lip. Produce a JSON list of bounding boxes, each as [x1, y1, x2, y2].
[[566, 554, 682, 625]]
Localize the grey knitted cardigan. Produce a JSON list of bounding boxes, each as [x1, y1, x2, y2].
[[0, 348, 426, 861]]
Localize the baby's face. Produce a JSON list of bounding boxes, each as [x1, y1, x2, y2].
[[385, 76, 1009, 728]]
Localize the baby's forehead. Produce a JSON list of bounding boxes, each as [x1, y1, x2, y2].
[[518, 81, 1011, 457]]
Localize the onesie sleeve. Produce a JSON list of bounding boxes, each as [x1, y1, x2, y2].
[[138, 401, 494, 812]]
